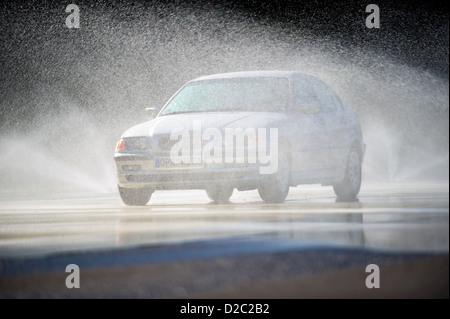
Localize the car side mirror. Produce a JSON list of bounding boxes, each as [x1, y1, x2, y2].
[[145, 107, 160, 120]]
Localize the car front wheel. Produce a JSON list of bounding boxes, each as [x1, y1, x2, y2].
[[258, 152, 290, 204], [118, 186, 153, 206], [333, 149, 362, 200], [205, 186, 234, 204]]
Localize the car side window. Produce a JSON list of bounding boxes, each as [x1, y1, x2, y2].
[[307, 78, 337, 113], [293, 76, 321, 114], [328, 88, 343, 111]]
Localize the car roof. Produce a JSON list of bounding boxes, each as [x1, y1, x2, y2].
[[191, 71, 312, 82]]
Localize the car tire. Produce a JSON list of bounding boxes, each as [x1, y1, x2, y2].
[[205, 186, 234, 204], [258, 152, 290, 204], [333, 149, 362, 200], [118, 186, 153, 206]]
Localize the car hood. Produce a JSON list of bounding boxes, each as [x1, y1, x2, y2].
[[122, 112, 288, 138]]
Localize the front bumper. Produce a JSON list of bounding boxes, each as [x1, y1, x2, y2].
[[114, 153, 266, 190]]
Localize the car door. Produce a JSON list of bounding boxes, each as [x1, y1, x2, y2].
[[306, 77, 348, 177], [289, 74, 331, 183]]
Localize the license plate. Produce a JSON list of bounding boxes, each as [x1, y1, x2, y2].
[[154, 157, 204, 170]]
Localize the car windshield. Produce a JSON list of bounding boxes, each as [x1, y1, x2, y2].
[[160, 77, 289, 115]]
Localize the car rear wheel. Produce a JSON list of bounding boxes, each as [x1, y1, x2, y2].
[[118, 186, 153, 206], [258, 152, 290, 204], [333, 149, 362, 200], [205, 186, 234, 204]]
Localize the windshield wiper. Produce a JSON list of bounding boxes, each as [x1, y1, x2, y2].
[[161, 110, 209, 116]]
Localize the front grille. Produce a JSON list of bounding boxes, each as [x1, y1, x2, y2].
[[158, 136, 178, 151]]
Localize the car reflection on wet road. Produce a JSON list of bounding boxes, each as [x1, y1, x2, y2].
[[0, 183, 447, 257], [0, 183, 448, 298]]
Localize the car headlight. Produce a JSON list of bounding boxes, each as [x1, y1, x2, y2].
[[116, 138, 126, 151]]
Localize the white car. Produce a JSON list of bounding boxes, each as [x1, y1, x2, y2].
[[114, 71, 365, 205]]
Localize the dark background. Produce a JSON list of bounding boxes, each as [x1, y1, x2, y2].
[[1, 0, 448, 127], [0, 0, 448, 194]]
